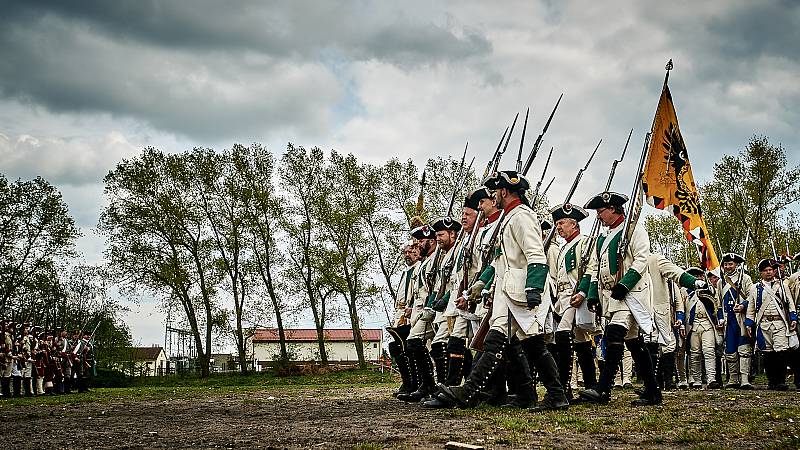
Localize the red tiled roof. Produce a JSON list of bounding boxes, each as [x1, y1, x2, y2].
[[251, 328, 382, 343]]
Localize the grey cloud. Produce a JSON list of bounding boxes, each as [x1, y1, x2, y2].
[[0, 1, 492, 141]]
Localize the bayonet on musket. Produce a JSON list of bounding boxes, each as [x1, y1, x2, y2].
[[516, 107, 530, 173], [485, 127, 509, 178], [522, 93, 563, 175], [543, 140, 602, 250], [494, 113, 519, 173]]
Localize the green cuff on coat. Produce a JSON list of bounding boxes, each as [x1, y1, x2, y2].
[[526, 263, 549, 291], [619, 268, 642, 291], [479, 265, 496, 285], [678, 272, 697, 290], [577, 274, 591, 295], [588, 281, 599, 301]]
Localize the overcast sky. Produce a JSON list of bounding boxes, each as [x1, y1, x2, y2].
[[1, 1, 798, 350]]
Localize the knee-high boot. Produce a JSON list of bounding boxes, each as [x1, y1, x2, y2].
[[502, 337, 536, 408], [554, 331, 575, 399], [444, 337, 467, 387], [575, 341, 597, 389], [433, 330, 508, 408], [627, 337, 661, 405], [397, 339, 435, 402], [430, 342, 448, 384], [523, 335, 568, 411], [580, 324, 626, 403], [389, 340, 413, 397]]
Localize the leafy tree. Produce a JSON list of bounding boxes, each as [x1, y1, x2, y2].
[[701, 135, 800, 262], [0, 175, 80, 317]]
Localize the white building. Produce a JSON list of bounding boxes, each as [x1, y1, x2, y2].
[[123, 346, 168, 376], [248, 328, 383, 370]]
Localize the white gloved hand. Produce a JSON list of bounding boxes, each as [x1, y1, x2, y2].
[[694, 279, 707, 290]]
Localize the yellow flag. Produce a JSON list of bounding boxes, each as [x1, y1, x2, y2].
[[642, 85, 719, 270]]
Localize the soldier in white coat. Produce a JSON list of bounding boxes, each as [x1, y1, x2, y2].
[[397, 225, 439, 402], [388, 241, 419, 397], [434, 170, 568, 411], [549, 203, 598, 400], [427, 216, 463, 387], [675, 268, 720, 388], [577, 192, 661, 406], [745, 258, 798, 390]]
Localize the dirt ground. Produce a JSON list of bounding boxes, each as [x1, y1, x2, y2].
[[4, 383, 800, 449]]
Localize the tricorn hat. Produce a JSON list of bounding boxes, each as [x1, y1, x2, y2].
[[550, 203, 589, 223], [464, 187, 492, 210], [431, 216, 462, 232], [483, 170, 530, 192], [685, 266, 704, 277], [540, 218, 552, 231], [411, 224, 435, 240], [757, 258, 778, 272], [584, 191, 628, 210], [721, 253, 745, 264]]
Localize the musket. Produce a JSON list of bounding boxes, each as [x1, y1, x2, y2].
[[769, 239, 794, 319], [531, 147, 554, 205], [428, 157, 476, 309], [786, 234, 794, 274], [516, 107, 530, 173], [616, 132, 651, 279], [426, 147, 470, 293], [523, 93, 563, 175], [543, 140, 601, 251]]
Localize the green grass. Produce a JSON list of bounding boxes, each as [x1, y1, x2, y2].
[[0, 368, 395, 408]]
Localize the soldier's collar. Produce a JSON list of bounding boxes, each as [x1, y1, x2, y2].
[[608, 215, 625, 229], [564, 230, 580, 243], [502, 198, 523, 214]]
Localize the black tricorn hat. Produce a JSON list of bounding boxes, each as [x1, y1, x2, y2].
[[685, 266, 704, 277], [584, 191, 628, 210], [431, 216, 462, 232], [484, 170, 530, 192], [411, 224, 435, 240], [550, 203, 589, 223], [464, 187, 492, 210], [757, 258, 778, 272], [721, 253, 745, 264], [540, 218, 552, 231]]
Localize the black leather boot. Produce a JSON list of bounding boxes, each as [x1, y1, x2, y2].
[[580, 324, 626, 404], [485, 357, 508, 406], [554, 331, 575, 400], [575, 341, 597, 390], [398, 339, 435, 402], [660, 352, 677, 390], [434, 330, 507, 408], [389, 341, 413, 397], [790, 348, 800, 389], [502, 337, 537, 408], [1, 377, 11, 398], [627, 337, 661, 406], [523, 335, 569, 412], [444, 337, 467, 387], [430, 342, 448, 385]]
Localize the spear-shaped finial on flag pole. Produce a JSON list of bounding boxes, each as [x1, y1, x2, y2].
[[664, 59, 673, 87]]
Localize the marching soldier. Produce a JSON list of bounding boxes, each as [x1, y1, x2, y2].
[[647, 254, 701, 391], [397, 224, 439, 402], [745, 258, 798, 390], [428, 216, 463, 386], [789, 253, 800, 390], [578, 191, 661, 406], [549, 203, 598, 401], [675, 268, 719, 388], [716, 253, 754, 389], [434, 170, 568, 411], [388, 241, 419, 398]]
